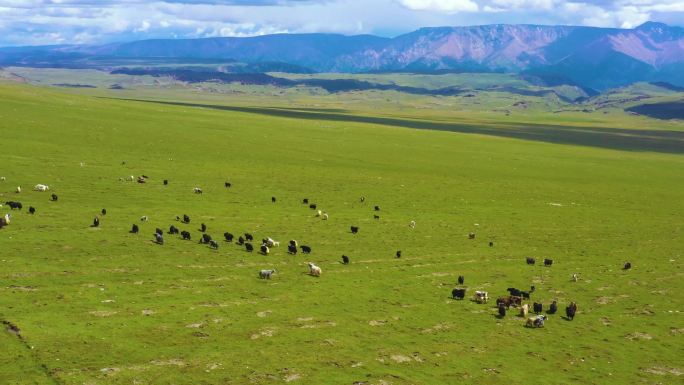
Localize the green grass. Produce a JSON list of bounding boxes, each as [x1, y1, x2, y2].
[[0, 82, 683, 385]]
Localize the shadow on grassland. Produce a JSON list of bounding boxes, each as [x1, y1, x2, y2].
[[109, 98, 684, 154]]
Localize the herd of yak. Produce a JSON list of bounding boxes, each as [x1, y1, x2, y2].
[[1, 175, 634, 328]]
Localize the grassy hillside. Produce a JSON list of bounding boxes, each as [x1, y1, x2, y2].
[[0, 82, 682, 384]]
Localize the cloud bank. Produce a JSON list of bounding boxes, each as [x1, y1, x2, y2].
[[0, 0, 681, 46]]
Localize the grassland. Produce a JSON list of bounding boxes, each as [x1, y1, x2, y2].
[[0, 81, 683, 385]]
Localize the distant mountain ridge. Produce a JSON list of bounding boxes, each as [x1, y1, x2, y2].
[[1, 22, 683, 90]]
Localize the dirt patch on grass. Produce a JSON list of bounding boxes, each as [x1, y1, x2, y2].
[[89, 310, 117, 317], [390, 355, 412, 363], [99, 367, 120, 375], [421, 323, 452, 334], [626, 332, 653, 341], [300, 321, 336, 329], [257, 310, 272, 318], [642, 366, 682, 376], [141, 309, 155, 316], [151, 358, 186, 366], [7, 285, 37, 292], [595, 296, 614, 305], [369, 320, 387, 326], [670, 328, 684, 335], [251, 327, 276, 339], [186, 323, 204, 328]]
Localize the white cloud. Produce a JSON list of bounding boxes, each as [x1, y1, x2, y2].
[[399, 0, 479, 12], [133, 19, 150, 32], [0, 0, 681, 46]]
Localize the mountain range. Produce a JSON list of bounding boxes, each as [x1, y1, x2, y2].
[[1, 22, 683, 90]]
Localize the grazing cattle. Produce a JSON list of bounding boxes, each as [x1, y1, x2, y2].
[[181, 231, 191, 240], [303, 198, 309, 204], [193, 187, 203, 194], [509, 296, 523, 307], [15, 186, 21, 193], [498, 304, 507, 317], [373, 215, 380, 220], [507, 288, 521, 297], [264, 237, 279, 247], [271, 196, 276, 203], [201, 234, 212, 244], [452, 288, 466, 300], [350, 226, 359, 234], [288, 244, 297, 254], [34, 184, 49, 192], [566, 302, 578, 320], [342, 255, 349, 264], [409, 220, 416, 228], [544, 258, 553, 266], [289, 239, 298, 247], [526, 257, 536, 265], [360, 197, 365, 203], [572, 273, 579, 282], [92, 217, 100, 227], [489, 241, 494, 247], [474, 291, 489, 304], [309, 204, 317, 210], [245, 243, 254, 252], [457, 275, 464, 285], [396, 250, 402, 258], [140, 216, 148, 222], [28, 206, 35, 214], [526, 315, 547, 328], [519, 303, 529, 317], [155, 233, 164, 245], [5, 201, 22, 210], [163, 180, 168, 185], [209, 240, 219, 250], [168, 225, 179, 234], [224, 232, 234, 242], [374, 205, 380, 211], [624, 262, 632, 270], [237, 236, 245, 245], [468, 233, 475, 239], [322, 213, 329, 220], [101, 208, 106, 216], [308, 262, 322, 277], [316, 210, 322, 217], [533, 302, 543, 314], [301, 245, 312, 254], [0, 213, 10, 228], [200, 223, 207, 232], [259, 269, 276, 279], [245, 233, 254, 241], [130, 224, 139, 234], [50, 193, 58, 201], [137, 177, 146, 184], [497, 297, 511, 309], [520, 291, 530, 300], [183, 214, 190, 224], [0, 176, 4, 181], [548, 301, 558, 314], [127, 175, 135, 181], [260, 245, 270, 255], [155, 228, 163, 236], [530, 285, 536, 293], [225, 182, 231, 188]]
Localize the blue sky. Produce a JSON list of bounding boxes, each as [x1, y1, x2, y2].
[[0, 0, 682, 46]]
